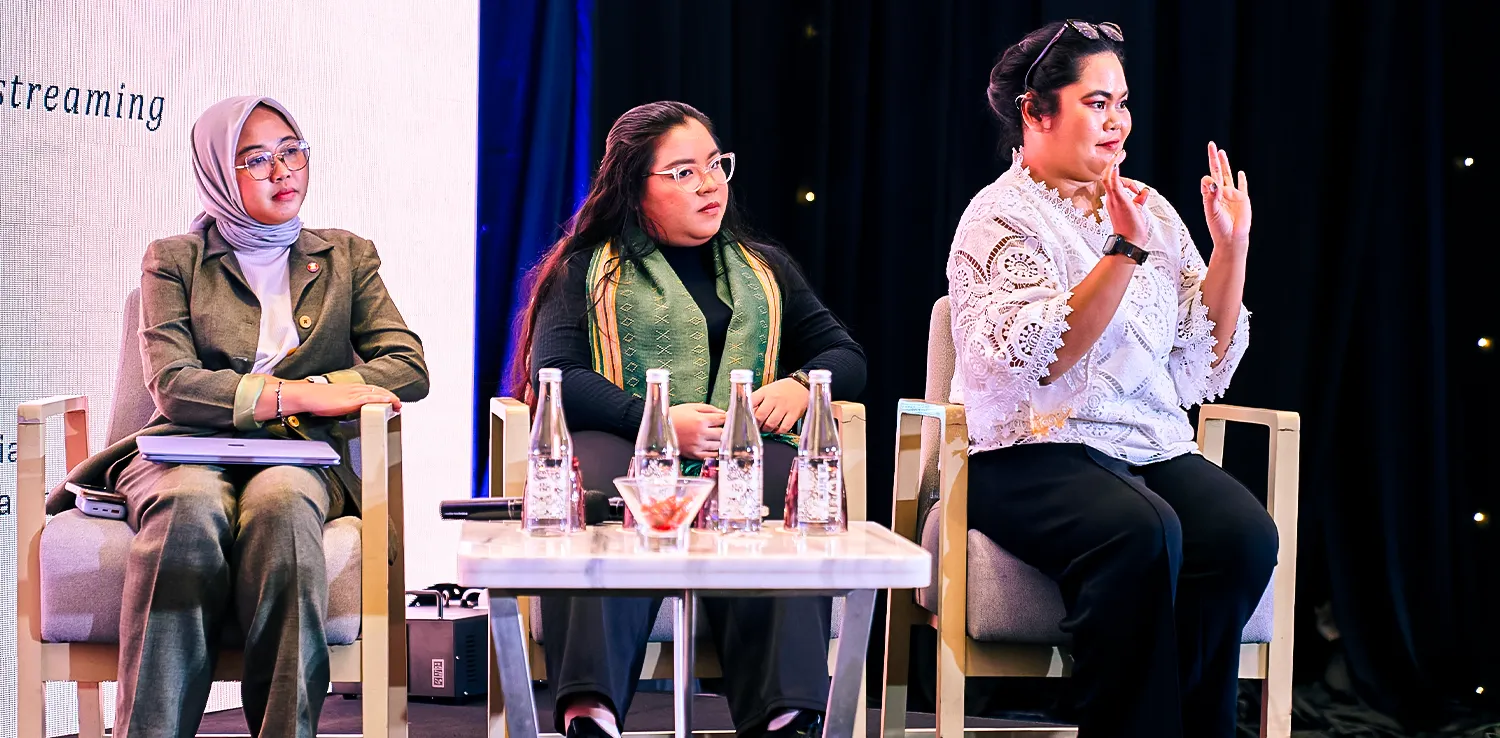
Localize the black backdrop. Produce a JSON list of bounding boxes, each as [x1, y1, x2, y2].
[[486, 0, 1494, 726]]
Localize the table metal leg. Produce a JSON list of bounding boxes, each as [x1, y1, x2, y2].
[[825, 589, 877, 738], [488, 594, 541, 738], [674, 590, 696, 738]]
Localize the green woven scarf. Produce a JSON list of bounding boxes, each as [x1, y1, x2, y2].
[[586, 228, 782, 407]]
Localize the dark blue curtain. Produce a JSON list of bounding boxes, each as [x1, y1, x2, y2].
[[470, 0, 1495, 729], [590, 0, 1492, 729], [472, 0, 593, 496]]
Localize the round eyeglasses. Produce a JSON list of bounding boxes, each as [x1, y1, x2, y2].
[[235, 140, 312, 181]]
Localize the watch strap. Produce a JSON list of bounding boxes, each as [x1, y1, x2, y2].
[[1104, 235, 1149, 265]]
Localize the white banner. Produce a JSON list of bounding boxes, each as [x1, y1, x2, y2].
[[0, 2, 478, 733]]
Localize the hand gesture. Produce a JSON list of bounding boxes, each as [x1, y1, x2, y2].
[[669, 403, 726, 460], [1103, 149, 1152, 245], [751, 378, 810, 434], [1201, 141, 1251, 249]]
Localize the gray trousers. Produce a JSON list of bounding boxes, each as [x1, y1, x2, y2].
[[114, 453, 340, 738]]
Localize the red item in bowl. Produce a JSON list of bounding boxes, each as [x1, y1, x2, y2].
[[637, 495, 698, 531]]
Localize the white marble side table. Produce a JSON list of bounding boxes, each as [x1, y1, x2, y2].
[[458, 521, 931, 738]]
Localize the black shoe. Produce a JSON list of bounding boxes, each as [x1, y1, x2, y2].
[[761, 710, 823, 738], [566, 717, 615, 738]]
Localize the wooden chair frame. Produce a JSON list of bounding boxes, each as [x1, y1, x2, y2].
[[880, 400, 1300, 738], [486, 396, 871, 738], [15, 396, 409, 737]]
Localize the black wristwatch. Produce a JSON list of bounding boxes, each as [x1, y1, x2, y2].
[[1103, 235, 1149, 265], [789, 370, 811, 388]]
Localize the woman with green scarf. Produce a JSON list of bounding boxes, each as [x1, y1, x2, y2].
[[510, 101, 866, 738]]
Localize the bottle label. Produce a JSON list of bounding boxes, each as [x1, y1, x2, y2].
[[719, 459, 763, 521], [634, 454, 678, 480], [797, 458, 840, 524], [525, 458, 571, 521]]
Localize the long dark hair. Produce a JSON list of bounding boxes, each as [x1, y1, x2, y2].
[[989, 21, 1127, 155], [508, 101, 792, 402]]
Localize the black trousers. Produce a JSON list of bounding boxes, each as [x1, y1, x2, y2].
[[966, 443, 1277, 738], [542, 431, 832, 732]]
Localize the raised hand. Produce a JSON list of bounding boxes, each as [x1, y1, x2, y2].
[[1103, 149, 1151, 245], [1201, 141, 1251, 249]]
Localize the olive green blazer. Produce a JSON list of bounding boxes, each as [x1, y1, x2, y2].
[[48, 225, 429, 516]]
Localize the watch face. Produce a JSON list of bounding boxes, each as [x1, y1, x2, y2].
[[1105, 237, 1146, 263]]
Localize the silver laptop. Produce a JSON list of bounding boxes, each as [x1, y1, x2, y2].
[[136, 436, 342, 467]]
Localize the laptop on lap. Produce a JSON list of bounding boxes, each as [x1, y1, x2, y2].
[[136, 436, 341, 467]]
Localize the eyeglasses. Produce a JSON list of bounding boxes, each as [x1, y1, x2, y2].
[[1020, 20, 1124, 102], [235, 140, 312, 180], [649, 152, 736, 192]]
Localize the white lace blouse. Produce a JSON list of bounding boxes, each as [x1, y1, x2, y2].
[[946, 152, 1250, 465]]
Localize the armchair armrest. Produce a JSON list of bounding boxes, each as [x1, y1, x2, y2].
[[894, 398, 971, 684], [1197, 402, 1300, 718], [893, 398, 969, 592], [1196, 403, 1300, 529], [833, 401, 867, 522], [357, 402, 407, 727], [15, 392, 91, 586], [15, 394, 90, 734], [892, 400, 967, 539], [17, 394, 89, 423], [17, 394, 91, 473], [489, 397, 530, 499]]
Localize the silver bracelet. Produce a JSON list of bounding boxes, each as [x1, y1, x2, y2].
[[275, 381, 285, 423]]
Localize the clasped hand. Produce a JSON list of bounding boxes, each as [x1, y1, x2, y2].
[[671, 378, 810, 459]]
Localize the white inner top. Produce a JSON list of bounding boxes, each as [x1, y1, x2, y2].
[[234, 245, 301, 375]]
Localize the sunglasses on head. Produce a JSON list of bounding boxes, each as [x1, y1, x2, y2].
[[1017, 20, 1125, 108]]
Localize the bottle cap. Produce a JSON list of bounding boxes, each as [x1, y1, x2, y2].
[[730, 369, 753, 383], [646, 368, 670, 383], [538, 368, 562, 382], [808, 369, 832, 384]]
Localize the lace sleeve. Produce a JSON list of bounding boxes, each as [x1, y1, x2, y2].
[[1157, 201, 1250, 407], [947, 211, 1079, 444]]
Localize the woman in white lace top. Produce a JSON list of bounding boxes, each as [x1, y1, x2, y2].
[[947, 20, 1277, 738]]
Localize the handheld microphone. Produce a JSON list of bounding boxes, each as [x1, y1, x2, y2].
[[440, 489, 624, 525]]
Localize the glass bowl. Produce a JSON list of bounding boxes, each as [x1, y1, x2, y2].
[[612, 476, 716, 552]]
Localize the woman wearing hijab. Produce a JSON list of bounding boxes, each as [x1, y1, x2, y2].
[[52, 96, 429, 737]]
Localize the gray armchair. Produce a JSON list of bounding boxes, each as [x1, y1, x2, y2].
[[14, 288, 409, 737], [879, 296, 1299, 738]]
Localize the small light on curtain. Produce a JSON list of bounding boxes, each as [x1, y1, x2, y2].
[[1479, 337, 1493, 350], [1478, 686, 1486, 695], [1476, 512, 1488, 524], [1463, 157, 1474, 167], [798, 189, 816, 203]]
